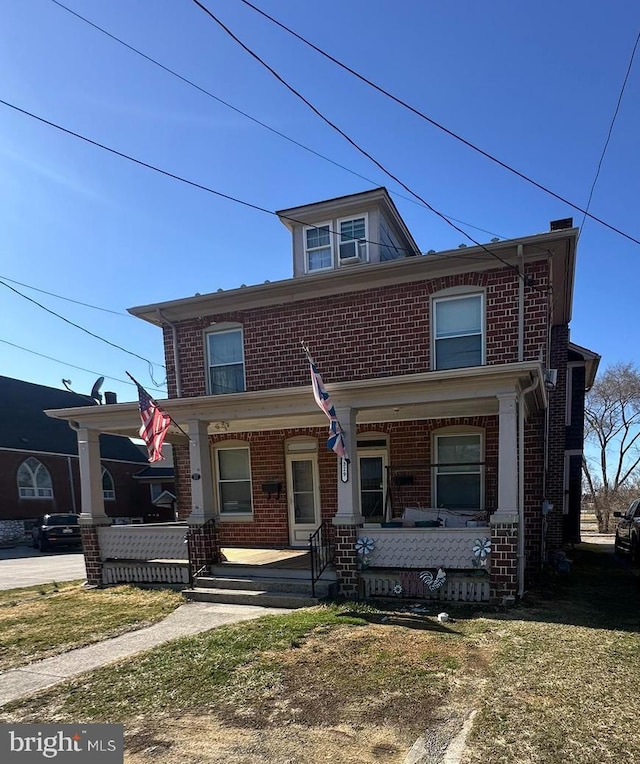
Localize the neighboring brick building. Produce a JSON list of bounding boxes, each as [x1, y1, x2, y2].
[[46, 188, 598, 601], [0, 376, 158, 545]]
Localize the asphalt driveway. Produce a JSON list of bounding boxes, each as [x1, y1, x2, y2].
[[0, 545, 86, 589]]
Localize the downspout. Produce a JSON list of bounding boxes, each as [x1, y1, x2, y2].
[[518, 244, 524, 362], [158, 309, 181, 398], [518, 373, 540, 597]]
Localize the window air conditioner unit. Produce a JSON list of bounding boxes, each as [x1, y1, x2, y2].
[[339, 239, 366, 263]]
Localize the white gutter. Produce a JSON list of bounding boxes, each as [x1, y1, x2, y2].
[[518, 374, 540, 597], [158, 309, 181, 398], [518, 244, 524, 362]]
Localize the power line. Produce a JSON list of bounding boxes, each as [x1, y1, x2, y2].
[[48, 0, 502, 241], [0, 96, 560, 277], [0, 274, 130, 316], [0, 277, 165, 369], [0, 337, 167, 394], [236, 0, 640, 247], [579, 28, 640, 237], [190, 0, 542, 285]]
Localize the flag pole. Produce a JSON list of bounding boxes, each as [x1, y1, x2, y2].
[[125, 372, 192, 442]]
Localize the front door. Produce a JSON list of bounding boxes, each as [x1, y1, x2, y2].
[[359, 452, 387, 523], [286, 454, 320, 546]]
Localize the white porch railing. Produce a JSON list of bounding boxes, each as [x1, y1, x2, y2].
[[357, 526, 490, 569], [98, 523, 189, 562]]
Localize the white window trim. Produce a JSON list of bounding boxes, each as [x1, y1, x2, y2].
[[431, 291, 485, 371], [102, 467, 116, 501], [337, 212, 369, 265], [566, 363, 582, 426], [432, 429, 484, 510], [304, 221, 334, 273], [17, 457, 53, 500], [214, 443, 253, 519], [205, 324, 246, 396]]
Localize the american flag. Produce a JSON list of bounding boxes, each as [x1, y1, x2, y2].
[[304, 346, 349, 460], [136, 383, 172, 463]]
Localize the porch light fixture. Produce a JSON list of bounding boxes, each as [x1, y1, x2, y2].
[[261, 481, 282, 499]]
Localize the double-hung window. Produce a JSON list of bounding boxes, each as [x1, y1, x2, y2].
[[433, 294, 483, 370], [305, 224, 332, 272], [434, 434, 482, 509], [338, 216, 367, 262], [216, 446, 252, 515], [206, 328, 245, 395]]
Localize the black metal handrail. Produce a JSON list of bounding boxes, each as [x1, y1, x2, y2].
[[186, 517, 217, 589], [309, 519, 335, 598]]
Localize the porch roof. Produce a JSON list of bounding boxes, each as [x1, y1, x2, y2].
[[45, 361, 546, 440]]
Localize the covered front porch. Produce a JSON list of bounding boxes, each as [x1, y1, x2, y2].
[[46, 361, 546, 603]]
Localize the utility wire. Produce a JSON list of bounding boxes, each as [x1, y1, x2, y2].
[[48, 0, 501, 241], [0, 274, 130, 316], [0, 278, 165, 368], [0, 338, 167, 394], [190, 0, 541, 284], [237, 0, 640, 247], [0, 96, 560, 275], [579, 28, 640, 237]]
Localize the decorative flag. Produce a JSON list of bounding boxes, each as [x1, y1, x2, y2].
[[134, 381, 172, 463], [302, 343, 349, 460]]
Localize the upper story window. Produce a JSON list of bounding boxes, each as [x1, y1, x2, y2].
[[305, 223, 333, 272], [338, 215, 368, 264], [17, 457, 53, 499], [206, 327, 246, 395], [102, 468, 115, 501], [433, 294, 483, 370]]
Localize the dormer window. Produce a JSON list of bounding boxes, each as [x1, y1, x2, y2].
[[338, 215, 368, 264], [305, 223, 333, 272]]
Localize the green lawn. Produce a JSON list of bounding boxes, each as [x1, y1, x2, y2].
[[0, 582, 182, 671]]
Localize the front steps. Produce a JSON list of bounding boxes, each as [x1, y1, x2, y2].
[[183, 563, 337, 609]]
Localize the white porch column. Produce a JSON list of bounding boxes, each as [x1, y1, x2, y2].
[[77, 427, 109, 524], [333, 406, 363, 525], [495, 392, 518, 521], [187, 419, 216, 525]]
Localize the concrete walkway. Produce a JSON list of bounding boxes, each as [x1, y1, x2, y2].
[[0, 601, 287, 708]]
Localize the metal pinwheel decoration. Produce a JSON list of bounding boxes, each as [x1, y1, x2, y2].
[[472, 537, 491, 568], [420, 568, 447, 592], [355, 537, 375, 556]]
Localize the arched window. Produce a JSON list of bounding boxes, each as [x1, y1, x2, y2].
[[17, 457, 53, 499], [102, 468, 116, 501]]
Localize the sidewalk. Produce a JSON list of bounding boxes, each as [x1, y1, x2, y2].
[[0, 601, 287, 708]]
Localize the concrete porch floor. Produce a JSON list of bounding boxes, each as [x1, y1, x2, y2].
[[220, 548, 312, 570]]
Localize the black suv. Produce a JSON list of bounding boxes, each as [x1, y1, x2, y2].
[[32, 513, 81, 552], [614, 499, 640, 562]]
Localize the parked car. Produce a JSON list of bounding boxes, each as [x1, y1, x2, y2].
[[32, 513, 81, 552], [614, 500, 640, 561]]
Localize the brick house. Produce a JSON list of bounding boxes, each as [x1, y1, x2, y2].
[[0, 376, 163, 546], [46, 188, 598, 602]]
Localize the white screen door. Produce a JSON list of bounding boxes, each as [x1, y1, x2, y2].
[[286, 454, 320, 546]]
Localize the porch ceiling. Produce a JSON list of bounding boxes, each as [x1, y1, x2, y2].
[[45, 362, 546, 439]]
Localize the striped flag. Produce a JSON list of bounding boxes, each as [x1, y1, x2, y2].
[[135, 381, 172, 463], [303, 345, 349, 460]]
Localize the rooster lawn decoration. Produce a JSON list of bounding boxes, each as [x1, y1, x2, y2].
[[419, 568, 447, 592]]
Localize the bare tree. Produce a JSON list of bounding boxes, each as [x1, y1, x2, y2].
[[583, 363, 640, 531]]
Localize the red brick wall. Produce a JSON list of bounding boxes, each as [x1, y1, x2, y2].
[[164, 261, 550, 398], [175, 417, 499, 547], [523, 412, 545, 573], [0, 452, 154, 522]]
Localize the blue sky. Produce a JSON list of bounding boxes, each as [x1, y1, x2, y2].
[[1, 0, 638, 403]]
